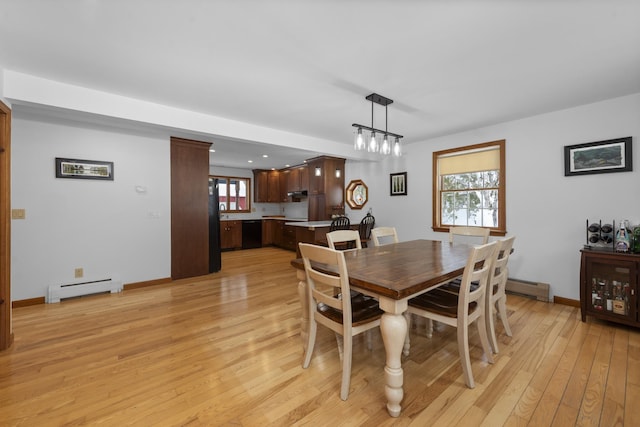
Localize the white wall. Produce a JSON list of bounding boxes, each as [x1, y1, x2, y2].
[[11, 118, 171, 300], [348, 93, 640, 300], [11, 92, 640, 302]]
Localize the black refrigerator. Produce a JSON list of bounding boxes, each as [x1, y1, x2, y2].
[[208, 177, 222, 272]]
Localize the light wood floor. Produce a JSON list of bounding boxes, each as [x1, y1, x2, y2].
[[2, 247, 639, 426]]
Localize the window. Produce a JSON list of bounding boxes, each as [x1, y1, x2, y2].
[[432, 140, 506, 235], [211, 175, 251, 213]]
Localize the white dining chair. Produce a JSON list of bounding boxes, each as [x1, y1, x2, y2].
[[486, 235, 516, 353], [299, 243, 383, 400], [449, 226, 490, 245], [327, 229, 362, 251], [370, 227, 399, 246], [406, 241, 498, 389]]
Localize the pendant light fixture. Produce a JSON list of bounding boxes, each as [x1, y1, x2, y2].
[[353, 93, 403, 157]]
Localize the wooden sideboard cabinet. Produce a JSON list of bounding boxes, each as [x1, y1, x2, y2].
[[580, 249, 639, 327]]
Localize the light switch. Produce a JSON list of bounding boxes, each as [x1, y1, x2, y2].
[[11, 209, 26, 219]]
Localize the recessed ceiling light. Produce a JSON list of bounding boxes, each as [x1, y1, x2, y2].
[[262, 154, 268, 158], [248, 160, 253, 163], [209, 149, 215, 152], [285, 164, 290, 167]]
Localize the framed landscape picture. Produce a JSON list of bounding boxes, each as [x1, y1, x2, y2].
[[390, 172, 407, 196], [564, 137, 632, 176], [55, 158, 114, 180]]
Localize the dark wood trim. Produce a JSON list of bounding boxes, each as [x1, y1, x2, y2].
[[12, 297, 45, 308], [123, 277, 172, 290], [553, 296, 580, 307], [0, 100, 12, 350]]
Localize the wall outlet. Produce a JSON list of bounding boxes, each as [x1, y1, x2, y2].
[[11, 209, 26, 219], [74, 268, 83, 278]]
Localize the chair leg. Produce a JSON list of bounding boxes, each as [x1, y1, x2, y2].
[[335, 333, 344, 361], [303, 318, 317, 369], [487, 301, 499, 354], [477, 314, 495, 365], [457, 323, 474, 389], [497, 298, 512, 337], [366, 330, 373, 351], [340, 334, 353, 400]]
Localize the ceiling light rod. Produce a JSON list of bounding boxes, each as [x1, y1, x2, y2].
[[352, 93, 403, 139], [351, 123, 403, 140]]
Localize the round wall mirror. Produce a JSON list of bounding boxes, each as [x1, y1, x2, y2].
[[345, 179, 368, 209]]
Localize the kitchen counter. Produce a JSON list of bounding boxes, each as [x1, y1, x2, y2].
[[284, 220, 333, 229]]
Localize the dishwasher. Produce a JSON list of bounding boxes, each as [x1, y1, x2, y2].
[[242, 220, 263, 249]]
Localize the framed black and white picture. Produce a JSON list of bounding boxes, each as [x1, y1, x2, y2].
[[55, 158, 114, 180], [390, 172, 407, 196]]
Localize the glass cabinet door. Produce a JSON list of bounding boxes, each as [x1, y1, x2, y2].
[[584, 255, 637, 324]]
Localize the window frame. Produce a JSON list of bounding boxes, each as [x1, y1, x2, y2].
[[432, 139, 506, 236], [211, 175, 251, 214]]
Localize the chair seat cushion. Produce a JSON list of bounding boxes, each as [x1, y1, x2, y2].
[[439, 278, 479, 294], [408, 288, 477, 318], [318, 293, 383, 326]]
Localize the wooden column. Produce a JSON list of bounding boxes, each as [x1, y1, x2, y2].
[[0, 101, 13, 350]]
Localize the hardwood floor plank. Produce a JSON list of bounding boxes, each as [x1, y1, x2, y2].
[[0, 247, 637, 426]]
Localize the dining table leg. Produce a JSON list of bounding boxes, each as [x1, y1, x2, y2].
[[379, 298, 408, 418]]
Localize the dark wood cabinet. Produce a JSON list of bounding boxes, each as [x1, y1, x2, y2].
[[287, 165, 308, 192], [580, 249, 639, 327], [253, 169, 281, 203], [221, 220, 242, 250], [170, 137, 211, 279], [262, 219, 274, 246], [306, 156, 345, 220]]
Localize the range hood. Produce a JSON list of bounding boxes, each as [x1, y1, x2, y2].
[[287, 190, 308, 198]]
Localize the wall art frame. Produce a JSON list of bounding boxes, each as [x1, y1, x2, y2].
[[564, 136, 632, 176], [55, 158, 114, 180], [390, 172, 407, 196]]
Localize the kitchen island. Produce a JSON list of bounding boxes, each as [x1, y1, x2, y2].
[[285, 220, 357, 256]]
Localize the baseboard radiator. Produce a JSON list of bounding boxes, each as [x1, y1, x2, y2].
[[47, 278, 122, 303], [506, 278, 550, 302]]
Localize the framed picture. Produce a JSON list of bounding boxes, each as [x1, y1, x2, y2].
[[390, 172, 407, 196], [564, 137, 632, 176], [55, 158, 114, 180]]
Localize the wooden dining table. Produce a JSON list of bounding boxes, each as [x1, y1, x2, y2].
[[291, 239, 473, 417]]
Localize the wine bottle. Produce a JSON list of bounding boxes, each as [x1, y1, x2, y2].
[[588, 223, 600, 233], [615, 220, 631, 252], [601, 224, 613, 234]]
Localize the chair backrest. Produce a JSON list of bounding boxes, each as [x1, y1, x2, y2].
[[299, 243, 352, 324], [330, 216, 351, 231], [449, 226, 490, 245], [457, 241, 497, 317], [489, 236, 516, 298], [327, 230, 362, 251], [370, 227, 399, 246], [358, 213, 376, 241]]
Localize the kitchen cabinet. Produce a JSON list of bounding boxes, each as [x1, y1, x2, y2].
[[287, 165, 308, 192], [580, 249, 639, 328], [253, 170, 281, 203], [306, 156, 345, 220], [221, 220, 242, 250], [262, 219, 275, 246]]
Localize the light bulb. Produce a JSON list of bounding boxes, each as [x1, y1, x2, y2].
[[368, 132, 378, 153], [381, 134, 390, 155], [393, 137, 402, 157], [354, 128, 365, 151]]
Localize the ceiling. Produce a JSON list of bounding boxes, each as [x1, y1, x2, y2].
[[2, 1, 639, 170]]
